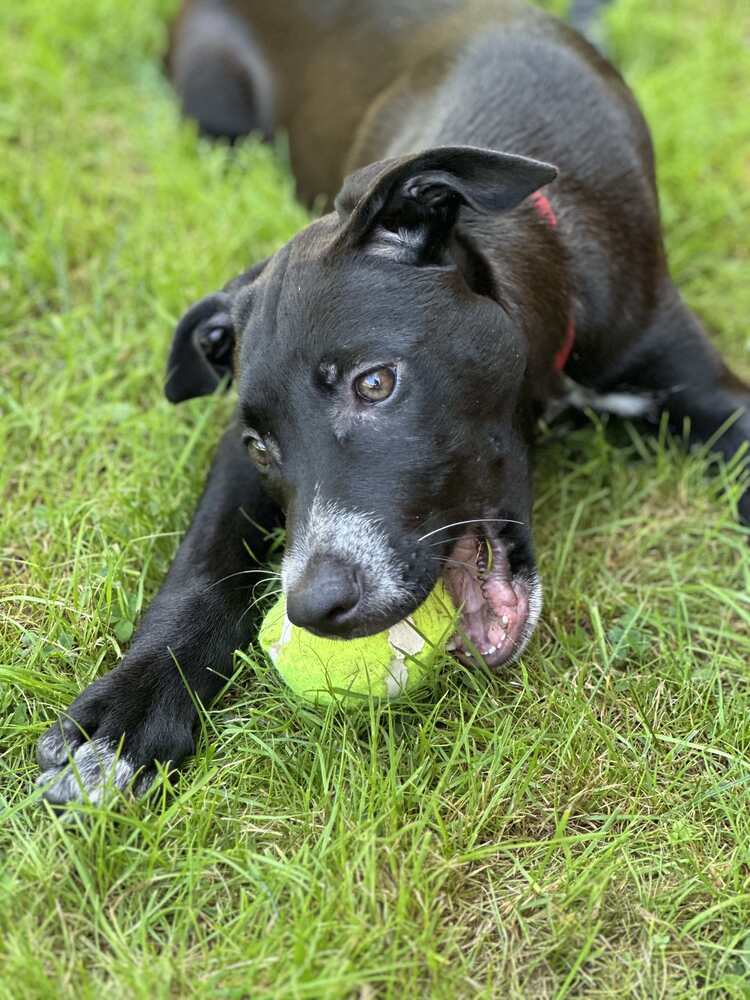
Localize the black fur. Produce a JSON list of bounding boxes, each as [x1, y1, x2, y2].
[[37, 0, 750, 805], [165, 292, 234, 402]]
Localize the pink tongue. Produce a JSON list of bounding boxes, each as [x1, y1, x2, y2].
[[442, 531, 529, 666], [483, 576, 517, 609], [462, 574, 515, 650], [442, 533, 485, 613], [461, 575, 529, 664]]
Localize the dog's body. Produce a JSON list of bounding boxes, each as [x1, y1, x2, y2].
[[37, 0, 750, 805]]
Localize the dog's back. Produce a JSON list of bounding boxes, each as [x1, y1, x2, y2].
[[168, 1, 644, 199]]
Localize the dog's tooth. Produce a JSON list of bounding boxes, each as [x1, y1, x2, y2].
[[501, 615, 509, 627], [487, 626, 506, 647]]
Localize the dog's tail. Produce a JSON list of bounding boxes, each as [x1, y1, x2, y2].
[[568, 0, 614, 54]]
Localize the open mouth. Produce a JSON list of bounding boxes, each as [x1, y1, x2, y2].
[[441, 529, 542, 669]]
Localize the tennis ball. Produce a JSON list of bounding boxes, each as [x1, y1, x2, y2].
[[258, 581, 458, 704]]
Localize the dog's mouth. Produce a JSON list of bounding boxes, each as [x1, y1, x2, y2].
[[440, 529, 542, 669]]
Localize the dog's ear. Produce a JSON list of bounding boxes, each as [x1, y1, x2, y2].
[[165, 292, 235, 403], [334, 145, 557, 263], [165, 258, 268, 403]]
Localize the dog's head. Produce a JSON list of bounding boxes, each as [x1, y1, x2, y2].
[[167, 146, 563, 667]]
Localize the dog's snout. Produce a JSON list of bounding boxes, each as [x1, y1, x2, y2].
[[286, 556, 363, 635]]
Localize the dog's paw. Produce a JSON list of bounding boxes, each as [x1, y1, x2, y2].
[[36, 733, 147, 805], [35, 670, 195, 807]]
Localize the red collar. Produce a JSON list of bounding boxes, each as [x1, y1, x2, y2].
[[530, 190, 575, 373]]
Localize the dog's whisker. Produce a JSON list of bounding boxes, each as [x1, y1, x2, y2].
[[237, 588, 283, 630], [251, 577, 281, 602], [210, 569, 282, 590], [431, 557, 480, 577], [417, 518, 523, 543], [427, 534, 478, 549], [431, 557, 478, 572]]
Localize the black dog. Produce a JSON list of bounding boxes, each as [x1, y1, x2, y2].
[[37, 0, 750, 804]]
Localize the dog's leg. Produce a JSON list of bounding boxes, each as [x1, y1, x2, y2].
[[36, 423, 281, 806], [167, 1, 275, 142], [605, 282, 750, 522]]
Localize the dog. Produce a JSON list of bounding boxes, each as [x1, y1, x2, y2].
[[36, 0, 750, 805]]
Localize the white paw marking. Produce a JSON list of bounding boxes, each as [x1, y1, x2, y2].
[[546, 377, 658, 422], [589, 391, 655, 419], [36, 737, 137, 805], [36, 724, 70, 767]]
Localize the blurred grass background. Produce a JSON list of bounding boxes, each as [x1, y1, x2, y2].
[[1, 0, 750, 995]]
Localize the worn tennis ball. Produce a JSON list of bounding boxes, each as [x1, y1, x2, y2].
[[258, 581, 458, 704]]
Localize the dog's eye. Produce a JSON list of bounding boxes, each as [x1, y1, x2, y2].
[[354, 366, 396, 403], [244, 431, 273, 468]]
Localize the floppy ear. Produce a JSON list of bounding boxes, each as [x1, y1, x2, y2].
[[164, 292, 234, 403], [334, 145, 558, 264], [164, 258, 268, 403]]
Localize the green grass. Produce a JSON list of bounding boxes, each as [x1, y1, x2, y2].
[[1, 0, 750, 995]]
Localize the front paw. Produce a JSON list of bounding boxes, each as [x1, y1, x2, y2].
[[36, 668, 196, 807]]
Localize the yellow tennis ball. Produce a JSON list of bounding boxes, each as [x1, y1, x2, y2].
[[258, 581, 458, 704]]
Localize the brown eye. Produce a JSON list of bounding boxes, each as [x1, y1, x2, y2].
[[354, 366, 396, 403], [245, 433, 272, 468]]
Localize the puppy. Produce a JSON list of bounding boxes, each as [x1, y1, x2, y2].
[[37, 0, 750, 805]]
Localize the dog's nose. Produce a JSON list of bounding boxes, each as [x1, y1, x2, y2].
[[286, 557, 363, 634]]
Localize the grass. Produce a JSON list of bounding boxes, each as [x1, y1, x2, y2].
[[1, 0, 750, 995]]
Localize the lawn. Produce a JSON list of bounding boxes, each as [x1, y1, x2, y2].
[[1, 0, 750, 995]]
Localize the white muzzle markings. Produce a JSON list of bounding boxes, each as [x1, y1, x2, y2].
[[281, 493, 409, 617]]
